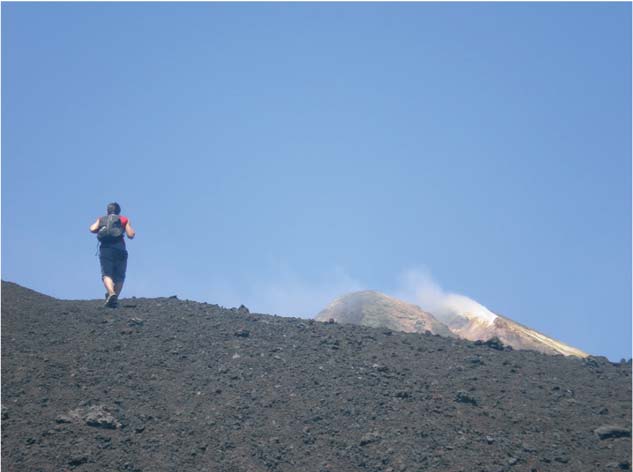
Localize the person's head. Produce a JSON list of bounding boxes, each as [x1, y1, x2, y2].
[[107, 202, 121, 215]]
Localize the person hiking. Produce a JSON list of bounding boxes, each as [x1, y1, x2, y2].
[[89, 202, 136, 307]]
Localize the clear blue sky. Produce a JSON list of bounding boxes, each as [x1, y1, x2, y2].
[[2, 3, 631, 361]]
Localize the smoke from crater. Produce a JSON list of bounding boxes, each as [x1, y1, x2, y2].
[[394, 268, 497, 328]]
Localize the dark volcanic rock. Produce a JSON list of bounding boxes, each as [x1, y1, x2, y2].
[[1, 280, 631, 471], [454, 390, 479, 406], [475, 336, 506, 351], [594, 425, 632, 440]]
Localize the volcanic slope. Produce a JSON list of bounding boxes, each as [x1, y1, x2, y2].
[[315, 291, 455, 338], [2, 281, 631, 472], [317, 291, 588, 357]]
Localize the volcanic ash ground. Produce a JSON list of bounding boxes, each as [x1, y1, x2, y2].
[[1, 281, 631, 471]]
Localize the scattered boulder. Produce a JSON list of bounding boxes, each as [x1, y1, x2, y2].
[[394, 391, 411, 399], [84, 406, 121, 429], [359, 431, 381, 446], [55, 415, 73, 424], [57, 406, 121, 430], [594, 425, 631, 440], [230, 305, 250, 315], [475, 337, 505, 351], [521, 442, 537, 452], [68, 455, 89, 467], [606, 461, 632, 470], [554, 454, 570, 464], [234, 329, 250, 338], [455, 390, 478, 406], [466, 356, 483, 365], [585, 356, 610, 369]]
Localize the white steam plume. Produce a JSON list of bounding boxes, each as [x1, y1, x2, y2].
[[394, 268, 497, 327]]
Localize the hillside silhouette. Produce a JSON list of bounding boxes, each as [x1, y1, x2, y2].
[[1, 281, 631, 471]]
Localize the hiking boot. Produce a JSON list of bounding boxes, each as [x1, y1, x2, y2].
[[105, 293, 118, 308]]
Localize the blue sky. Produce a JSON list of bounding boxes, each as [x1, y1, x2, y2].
[[2, 3, 631, 360]]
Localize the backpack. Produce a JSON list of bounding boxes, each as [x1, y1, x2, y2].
[[97, 214, 124, 242]]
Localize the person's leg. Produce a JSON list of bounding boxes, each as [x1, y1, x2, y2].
[[103, 275, 118, 307], [113, 250, 128, 297], [102, 276, 116, 296], [100, 248, 119, 307], [99, 249, 116, 297], [114, 280, 124, 296]]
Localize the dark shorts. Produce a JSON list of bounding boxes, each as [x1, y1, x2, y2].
[[99, 247, 128, 283]]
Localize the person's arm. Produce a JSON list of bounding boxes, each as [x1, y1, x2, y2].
[[89, 218, 101, 233], [125, 220, 136, 239]]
